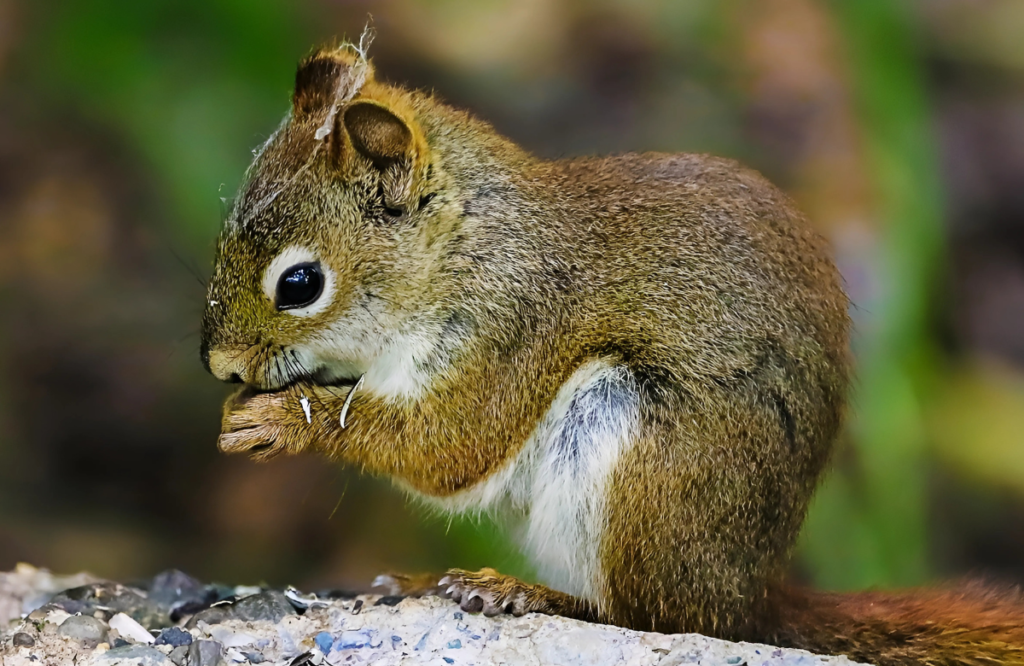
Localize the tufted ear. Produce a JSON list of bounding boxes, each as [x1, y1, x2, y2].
[[341, 101, 414, 170], [292, 48, 373, 117]]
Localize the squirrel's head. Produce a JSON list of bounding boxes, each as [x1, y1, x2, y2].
[[200, 44, 459, 393]]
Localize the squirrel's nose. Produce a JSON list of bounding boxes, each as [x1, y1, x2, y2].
[[207, 348, 247, 384]]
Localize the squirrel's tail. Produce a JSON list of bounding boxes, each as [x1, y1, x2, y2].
[[768, 581, 1024, 665]]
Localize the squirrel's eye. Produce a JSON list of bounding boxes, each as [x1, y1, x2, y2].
[[276, 262, 324, 310]]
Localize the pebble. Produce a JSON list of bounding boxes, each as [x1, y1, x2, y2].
[[12, 631, 35, 647], [148, 570, 208, 610], [110, 612, 156, 643], [338, 629, 374, 649], [188, 639, 225, 666], [314, 631, 332, 654], [167, 644, 189, 666], [57, 614, 109, 645], [284, 586, 329, 611], [155, 627, 193, 647], [231, 590, 295, 623], [50, 583, 166, 629], [185, 604, 234, 629], [98, 644, 175, 665]]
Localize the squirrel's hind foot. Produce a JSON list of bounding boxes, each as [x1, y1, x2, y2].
[[440, 568, 598, 621], [371, 572, 448, 597]]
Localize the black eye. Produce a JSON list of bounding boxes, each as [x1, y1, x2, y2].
[[276, 262, 323, 310]]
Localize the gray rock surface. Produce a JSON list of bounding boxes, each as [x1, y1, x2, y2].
[[57, 614, 109, 646], [0, 565, 870, 665]]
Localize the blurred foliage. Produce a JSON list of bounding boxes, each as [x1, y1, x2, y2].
[[799, 0, 944, 590], [0, 0, 1023, 595], [22, 0, 312, 245]]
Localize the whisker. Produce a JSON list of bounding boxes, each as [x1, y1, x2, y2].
[[365, 290, 399, 307], [262, 344, 273, 390], [165, 329, 203, 362], [280, 350, 324, 411], [274, 352, 286, 390], [166, 243, 209, 292], [360, 301, 385, 331], [328, 476, 350, 520]]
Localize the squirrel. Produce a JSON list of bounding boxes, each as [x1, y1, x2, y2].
[[199, 43, 1024, 665]]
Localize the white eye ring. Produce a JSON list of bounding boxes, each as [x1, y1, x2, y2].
[[263, 245, 335, 317]]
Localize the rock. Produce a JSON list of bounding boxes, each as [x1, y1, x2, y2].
[[11, 631, 35, 647], [148, 571, 208, 613], [38, 607, 71, 630], [230, 590, 295, 623], [184, 604, 234, 629], [187, 639, 225, 666], [110, 612, 156, 643], [0, 568, 866, 665], [0, 563, 100, 625], [283, 587, 330, 612], [50, 583, 166, 629], [98, 643, 175, 665], [167, 645, 189, 666], [154, 627, 192, 647], [57, 615, 109, 645]]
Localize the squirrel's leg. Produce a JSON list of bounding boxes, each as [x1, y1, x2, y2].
[[439, 568, 599, 621], [596, 384, 816, 638]]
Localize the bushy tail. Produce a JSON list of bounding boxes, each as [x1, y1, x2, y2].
[[768, 581, 1024, 665]]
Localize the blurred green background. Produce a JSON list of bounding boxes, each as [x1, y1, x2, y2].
[[1, 0, 1023, 594]]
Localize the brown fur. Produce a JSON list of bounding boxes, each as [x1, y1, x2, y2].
[[201, 44, 1023, 664]]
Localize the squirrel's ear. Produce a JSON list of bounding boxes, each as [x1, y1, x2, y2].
[[293, 48, 373, 117], [341, 101, 414, 170]]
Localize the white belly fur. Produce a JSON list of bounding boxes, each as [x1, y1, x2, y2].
[[426, 360, 639, 603]]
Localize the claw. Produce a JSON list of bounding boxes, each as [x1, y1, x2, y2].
[[438, 576, 453, 588], [460, 593, 484, 613], [482, 597, 504, 617]]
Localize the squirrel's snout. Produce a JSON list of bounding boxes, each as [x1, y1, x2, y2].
[[205, 345, 298, 390], [207, 348, 250, 385]]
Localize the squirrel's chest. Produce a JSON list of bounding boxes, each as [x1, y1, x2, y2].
[[432, 360, 640, 601]]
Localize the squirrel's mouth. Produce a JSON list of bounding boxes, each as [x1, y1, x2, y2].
[[309, 367, 362, 389], [267, 352, 365, 391], [227, 371, 360, 413], [232, 368, 360, 405]]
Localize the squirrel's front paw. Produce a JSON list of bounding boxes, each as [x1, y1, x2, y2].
[[218, 387, 308, 460], [440, 568, 539, 617]]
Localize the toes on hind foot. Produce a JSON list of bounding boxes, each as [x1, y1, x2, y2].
[[439, 569, 529, 617]]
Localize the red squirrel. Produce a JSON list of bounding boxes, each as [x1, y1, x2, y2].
[[200, 43, 1024, 665]]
